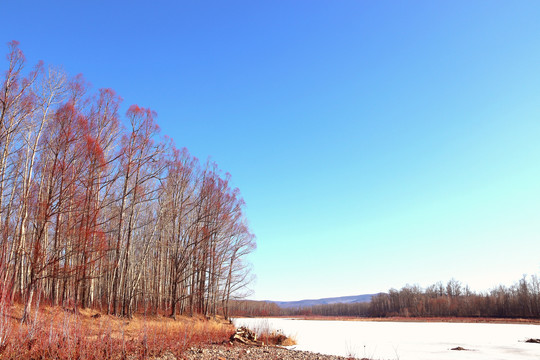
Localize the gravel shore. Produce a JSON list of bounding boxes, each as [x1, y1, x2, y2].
[[182, 345, 355, 360]]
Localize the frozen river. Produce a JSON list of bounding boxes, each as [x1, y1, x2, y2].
[[233, 318, 540, 360]]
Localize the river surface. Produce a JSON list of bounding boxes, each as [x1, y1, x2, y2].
[[233, 318, 540, 360]]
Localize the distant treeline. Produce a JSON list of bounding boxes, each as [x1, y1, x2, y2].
[[231, 275, 540, 319], [370, 276, 540, 318], [228, 299, 371, 317], [228, 300, 282, 317]]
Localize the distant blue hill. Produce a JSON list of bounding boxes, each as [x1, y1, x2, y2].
[[269, 294, 377, 309]]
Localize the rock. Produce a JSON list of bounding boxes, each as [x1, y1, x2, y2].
[[451, 346, 468, 351], [526, 338, 540, 344]]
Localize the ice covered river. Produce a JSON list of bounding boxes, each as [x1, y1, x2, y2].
[[233, 318, 540, 360]]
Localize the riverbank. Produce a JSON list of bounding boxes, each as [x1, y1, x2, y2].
[[0, 303, 357, 359], [184, 344, 354, 360]]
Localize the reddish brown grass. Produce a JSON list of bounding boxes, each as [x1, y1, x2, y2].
[[0, 303, 233, 359], [247, 320, 297, 346]]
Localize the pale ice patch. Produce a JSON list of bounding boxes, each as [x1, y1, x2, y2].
[[233, 318, 540, 360]]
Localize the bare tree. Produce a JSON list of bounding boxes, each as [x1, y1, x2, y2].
[[1, 42, 256, 321]]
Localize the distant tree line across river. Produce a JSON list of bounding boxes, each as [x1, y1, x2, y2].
[[231, 275, 540, 319]]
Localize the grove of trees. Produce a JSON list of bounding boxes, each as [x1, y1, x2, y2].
[[0, 41, 255, 322]]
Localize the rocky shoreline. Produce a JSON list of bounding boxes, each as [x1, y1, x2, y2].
[[182, 344, 356, 360]]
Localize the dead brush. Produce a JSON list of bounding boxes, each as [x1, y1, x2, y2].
[[260, 329, 297, 346], [0, 290, 12, 352], [249, 320, 297, 346], [0, 302, 234, 359]]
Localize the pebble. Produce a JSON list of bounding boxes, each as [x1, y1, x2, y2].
[[182, 344, 356, 360]]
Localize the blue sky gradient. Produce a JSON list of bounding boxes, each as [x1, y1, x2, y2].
[[3, 1, 540, 300]]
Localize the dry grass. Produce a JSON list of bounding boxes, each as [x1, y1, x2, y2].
[[255, 330, 297, 346], [279, 334, 297, 346], [0, 302, 234, 359], [258, 330, 297, 346], [246, 319, 297, 346]]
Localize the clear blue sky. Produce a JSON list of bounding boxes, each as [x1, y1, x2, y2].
[[4, 1, 540, 301]]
